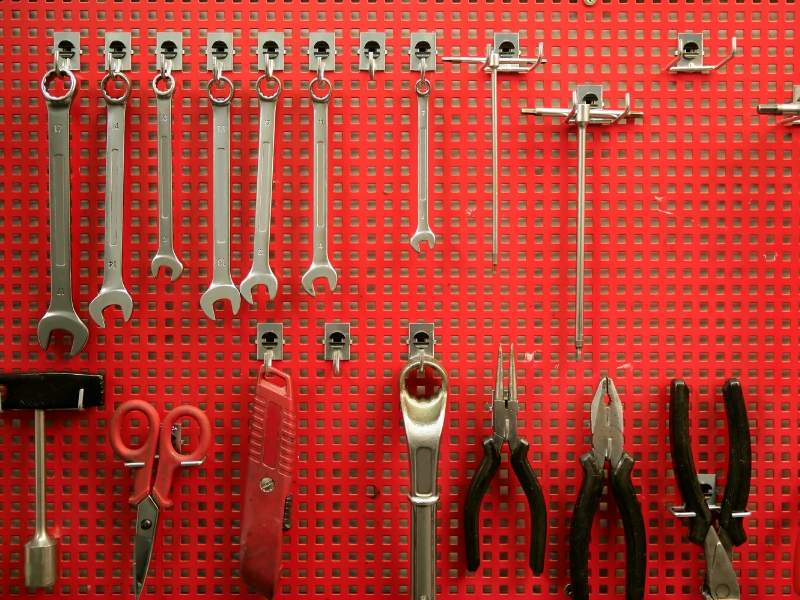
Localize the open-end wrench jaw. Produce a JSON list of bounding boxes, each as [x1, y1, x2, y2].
[[37, 312, 89, 357], [301, 263, 337, 297], [150, 253, 183, 282], [88, 287, 133, 328], [239, 267, 278, 305], [200, 283, 241, 320], [410, 229, 436, 254]]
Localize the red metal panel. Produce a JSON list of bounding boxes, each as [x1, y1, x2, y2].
[[0, 2, 796, 598]]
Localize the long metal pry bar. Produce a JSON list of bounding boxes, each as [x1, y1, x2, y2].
[[443, 42, 546, 269], [522, 90, 643, 359]]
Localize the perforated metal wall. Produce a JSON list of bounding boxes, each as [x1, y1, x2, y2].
[[0, 2, 796, 599]]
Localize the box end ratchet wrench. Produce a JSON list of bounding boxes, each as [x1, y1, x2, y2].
[[89, 65, 134, 327], [301, 60, 338, 296], [200, 65, 241, 319], [150, 61, 183, 281], [400, 354, 448, 600], [37, 65, 89, 356], [240, 63, 281, 304]]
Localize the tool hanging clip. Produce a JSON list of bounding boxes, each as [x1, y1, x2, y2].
[[666, 32, 739, 74], [324, 323, 350, 376], [358, 32, 386, 81], [257, 323, 285, 369], [522, 85, 643, 359], [443, 33, 546, 269]]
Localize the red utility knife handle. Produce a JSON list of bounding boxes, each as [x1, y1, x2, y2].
[[241, 366, 295, 598]]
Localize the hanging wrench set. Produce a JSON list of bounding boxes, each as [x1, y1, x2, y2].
[[1, 3, 797, 599]]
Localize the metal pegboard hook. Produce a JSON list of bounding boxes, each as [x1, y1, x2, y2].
[[666, 33, 739, 74], [256, 324, 284, 369], [324, 323, 351, 376]]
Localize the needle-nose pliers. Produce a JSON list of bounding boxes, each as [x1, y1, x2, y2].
[[569, 376, 647, 600], [463, 345, 547, 574]]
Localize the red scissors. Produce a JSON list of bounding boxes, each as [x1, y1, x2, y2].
[[110, 400, 211, 600]]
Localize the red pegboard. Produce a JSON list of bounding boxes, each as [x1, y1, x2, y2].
[[0, 2, 797, 599]]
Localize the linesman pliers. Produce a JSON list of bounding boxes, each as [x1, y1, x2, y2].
[[669, 379, 752, 600], [463, 345, 547, 574], [569, 376, 646, 600]]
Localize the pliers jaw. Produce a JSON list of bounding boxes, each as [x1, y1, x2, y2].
[[590, 376, 625, 469], [491, 345, 520, 452]]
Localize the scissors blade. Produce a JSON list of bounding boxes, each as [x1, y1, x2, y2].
[[134, 496, 159, 600]]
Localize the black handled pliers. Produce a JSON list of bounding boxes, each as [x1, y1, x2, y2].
[[569, 376, 647, 600], [669, 379, 752, 600], [463, 345, 547, 574]]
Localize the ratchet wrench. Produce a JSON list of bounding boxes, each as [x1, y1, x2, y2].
[[37, 67, 89, 356], [240, 69, 280, 304], [399, 355, 448, 600], [150, 66, 183, 281], [410, 64, 435, 254], [300, 65, 337, 296], [89, 70, 133, 328], [200, 73, 241, 319]]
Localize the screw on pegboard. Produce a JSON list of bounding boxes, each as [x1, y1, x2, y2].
[[256, 323, 284, 368], [443, 33, 546, 270], [666, 32, 739, 74], [757, 84, 800, 125], [522, 85, 643, 360], [324, 323, 350, 376]]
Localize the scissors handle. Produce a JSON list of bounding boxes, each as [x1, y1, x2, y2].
[[110, 400, 160, 506], [153, 405, 212, 509]]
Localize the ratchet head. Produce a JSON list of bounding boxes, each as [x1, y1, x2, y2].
[[200, 283, 241, 320], [239, 267, 279, 305], [301, 263, 338, 297], [150, 252, 184, 282], [88, 287, 133, 328], [37, 311, 89, 357], [410, 229, 436, 254]]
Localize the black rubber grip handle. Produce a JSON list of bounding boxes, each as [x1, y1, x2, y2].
[[719, 379, 752, 547], [609, 452, 647, 600], [669, 379, 712, 545], [510, 439, 547, 575], [0, 372, 104, 410], [568, 451, 604, 600], [463, 437, 501, 572]]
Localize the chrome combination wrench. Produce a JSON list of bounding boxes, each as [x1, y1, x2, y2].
[[150, 66, 183, 281], [410, 64, 435, 253], [301, 66, 337, 296], [240, 70, 280, 304], [37, 66, 89, 356], [200, 73, 241, 319], [89, 70, 134, 327]]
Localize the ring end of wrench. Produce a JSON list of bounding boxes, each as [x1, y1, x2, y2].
[[151, 254, 184, 282], [88, 289, 133, 328], [239, 271, 279, 305], [37, 313, 89, 357], [200, 284, 242, 320], [410, 230, 436, 254], [301, 264, 337, 297]]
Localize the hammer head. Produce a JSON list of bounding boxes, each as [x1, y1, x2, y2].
[[0, 373, 104, 411]]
